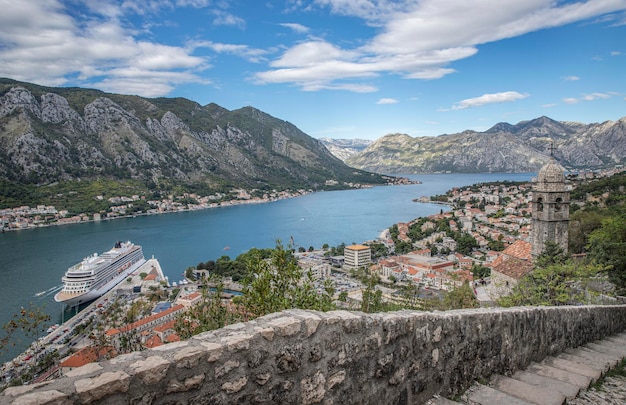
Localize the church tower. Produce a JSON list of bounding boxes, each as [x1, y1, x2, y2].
[[531, 152, 570, 258]]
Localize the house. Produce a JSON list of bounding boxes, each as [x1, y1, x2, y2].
[[489, 240, 533, 298], [59, 346, 117, 373]]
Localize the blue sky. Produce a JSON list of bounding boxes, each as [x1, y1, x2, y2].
[[0, 1, 625, 140]]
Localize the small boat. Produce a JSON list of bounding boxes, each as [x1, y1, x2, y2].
[[223, 246, 230, 251]]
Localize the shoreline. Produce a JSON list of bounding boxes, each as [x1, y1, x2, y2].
[[0, 191, 307, 234], [0, 180, 422, 234]]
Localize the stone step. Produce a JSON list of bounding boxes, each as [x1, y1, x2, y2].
[[556, 352, 610, 373], [590, 340, 626, 356], [585, 342, 626, 360], [540, 356, 602, 381], [606, 333, 626, 343], [425, 395, 463, 405], [511, 369, 580, 400], [526, 362, 592, 389], [424, 333, 626, 405], [565, 346, 620, 368], [490, 374, 565, 405], [464, 382, 535, 405]]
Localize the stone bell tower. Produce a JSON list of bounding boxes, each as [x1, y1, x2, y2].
[[531, 148, 570, 258]]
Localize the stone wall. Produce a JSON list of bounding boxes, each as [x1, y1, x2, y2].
[[4, 305, 626, 405]]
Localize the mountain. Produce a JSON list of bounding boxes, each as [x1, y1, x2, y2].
[[346, 116, 626, 174], [318, 138, 372, 161], [0, 78, 389, 189]]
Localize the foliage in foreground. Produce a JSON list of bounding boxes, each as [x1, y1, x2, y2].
[[586, 215, 626, 295], [499, 242, 606, 307], [0, 304, 50, 355], [176, 241, 335, 338], [235, 241, 335, 318]]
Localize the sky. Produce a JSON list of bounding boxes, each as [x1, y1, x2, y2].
[[0, 1, 625, 141]]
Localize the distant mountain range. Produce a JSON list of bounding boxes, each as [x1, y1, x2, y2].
[[345, 116, 626, 174], [319, 138, 372, 161], [3, 78, 623, 188], [0, 78, 389, 189]]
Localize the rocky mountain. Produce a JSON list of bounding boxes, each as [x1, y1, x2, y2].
[[0, 78, 388, 189], [346, 116, 626, 174], [318, 138, 372, 161]]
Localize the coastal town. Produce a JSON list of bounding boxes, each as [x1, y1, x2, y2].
[[1, 165, 624, 387], [0, 188, 312, 232], [0, 177, 416, 232]]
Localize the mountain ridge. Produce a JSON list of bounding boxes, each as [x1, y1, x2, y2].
[[0, 78, 388, 190], [345, 115, 626, 174]]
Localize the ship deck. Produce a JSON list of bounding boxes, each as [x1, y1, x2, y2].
[[54, 290, 87, 302]]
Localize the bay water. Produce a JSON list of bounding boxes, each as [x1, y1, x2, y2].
[[0, 173, 532, 362]]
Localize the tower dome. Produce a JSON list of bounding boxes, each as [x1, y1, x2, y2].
[[535, 159, 565, 192]]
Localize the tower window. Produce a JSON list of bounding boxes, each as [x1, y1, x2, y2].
[[537, 197, 543, 212], [555, 197, 562, 211]]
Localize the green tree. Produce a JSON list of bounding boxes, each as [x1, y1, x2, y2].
[[234, 241, 335, 318], [174, 277, 241, 339], [535, 240, 569, 268], [498, 261, 601, 307], [440, 283, 478, 310], [568, 210, 604, 254], [471, 263, 491, 279], [184, 266, 195, 280], [587, 216, 626, 294]]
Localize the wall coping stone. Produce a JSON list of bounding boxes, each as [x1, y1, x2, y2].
[[2, 305, 626, 404]]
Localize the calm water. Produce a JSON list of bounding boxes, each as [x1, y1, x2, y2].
[[0, 173, 532, 361]]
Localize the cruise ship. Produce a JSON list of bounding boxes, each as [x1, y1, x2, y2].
[[54, 241, 146, 307]]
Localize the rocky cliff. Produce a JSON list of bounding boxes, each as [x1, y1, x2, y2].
[[346, 116, 626, 174], [0, 78, 385, 188]]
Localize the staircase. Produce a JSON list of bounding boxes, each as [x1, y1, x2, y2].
[[427, 333, 626, 405]]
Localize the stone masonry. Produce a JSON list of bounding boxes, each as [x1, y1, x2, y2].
[[3, 305, 626, 404]]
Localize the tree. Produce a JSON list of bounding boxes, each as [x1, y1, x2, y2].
[[471, 264, 491, 279], [535, 240, 569, 268], [175, 277, 241, 339], [1, 304, 50, 355], [587, 216, 626, 294], [568, 210, 604, 254], [440, 283, 478, 310], [498, 261, 601, 307], [234, 240, 335, 318], [184, 266, 195, 280]]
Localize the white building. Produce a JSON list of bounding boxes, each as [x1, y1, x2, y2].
[[343, 244, 372, 269]]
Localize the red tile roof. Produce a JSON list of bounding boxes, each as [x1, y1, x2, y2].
[[60, 346, 116, 368], [502, 240, 532, 261], [492, 256, 533, 280]]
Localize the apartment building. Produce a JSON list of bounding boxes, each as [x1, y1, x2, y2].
[[343, 244, 372, 269]]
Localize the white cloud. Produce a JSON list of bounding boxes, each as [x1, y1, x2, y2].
[[211, 10, 246, 28], [611, 51, 622, 55], [451, 91, 529, 110], [563, 75, 580, 81], [280, 23, 310, 34], [377, 98, 398, 104], [0, 0, 209, 96], [542, 103, 557, 108], [258, 0, 626, 92], [582, 92, 611, 101], [191, 40, 269, 63], [301, 82, 377, 93], [563, 92, 612, 104]]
